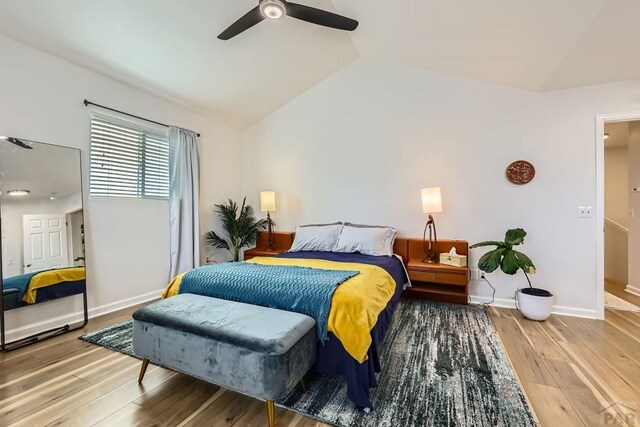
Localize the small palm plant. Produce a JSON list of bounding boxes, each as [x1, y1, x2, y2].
[[206, 198, 268, 262]]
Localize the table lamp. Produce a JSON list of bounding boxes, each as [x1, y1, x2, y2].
[[421, 187, 442, 263], [260, 191, 276, 250]]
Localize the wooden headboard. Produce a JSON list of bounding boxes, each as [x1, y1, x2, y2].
[[393, 238, 409, 263], [255, 232, 417, 264]]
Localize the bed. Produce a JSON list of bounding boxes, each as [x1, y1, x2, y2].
[[1, 267, 88, 350], [163, 230, 410, 410], [278, 250, 408, 409]]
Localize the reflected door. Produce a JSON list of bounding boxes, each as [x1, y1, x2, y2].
[[22, 214, 69, 273]]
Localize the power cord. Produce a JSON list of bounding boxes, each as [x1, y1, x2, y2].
[[468, 274, 496, 309]]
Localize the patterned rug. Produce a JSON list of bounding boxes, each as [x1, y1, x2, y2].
[[79, 299, 534, 427]]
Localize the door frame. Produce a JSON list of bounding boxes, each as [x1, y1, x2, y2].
[[596, 111, 640, 319]]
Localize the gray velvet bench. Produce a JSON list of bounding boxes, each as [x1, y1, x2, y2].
[[132, 293, 317, 426]]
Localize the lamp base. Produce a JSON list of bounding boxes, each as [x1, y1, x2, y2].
[[422, 214, 438, 265], [266, 211, 274, 251]]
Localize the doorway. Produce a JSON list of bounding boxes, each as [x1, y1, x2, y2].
[[601, 119, 640, 313]]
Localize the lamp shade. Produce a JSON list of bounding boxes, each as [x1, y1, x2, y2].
[[421, 187, 442, 213], [260, 191, 276, 212]]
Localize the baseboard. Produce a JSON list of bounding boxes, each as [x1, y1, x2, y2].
[[626, 284, 640, 297], [4, 289, 163, 343], [550, 305, 597, 319], [469, 295, 516, 309], [468, 294, 597, 319]]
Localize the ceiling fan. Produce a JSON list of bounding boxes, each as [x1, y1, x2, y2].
[[218, 0, 359, 40]]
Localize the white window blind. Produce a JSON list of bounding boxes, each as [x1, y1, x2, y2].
[[90, 115, 170, 199]]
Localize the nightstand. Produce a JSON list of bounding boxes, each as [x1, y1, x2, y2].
[[243, 231, 294, 261], [244, 247, 286, 260], [403, 239, 470, 304]]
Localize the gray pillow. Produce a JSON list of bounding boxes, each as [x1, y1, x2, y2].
[[335, 223, 398, 256], [290, 223, 344, 252]]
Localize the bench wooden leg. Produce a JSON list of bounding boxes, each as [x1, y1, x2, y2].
[[299, 379, 307, 393], [266, 400, 275, 427], [138, 358, 150, 384]]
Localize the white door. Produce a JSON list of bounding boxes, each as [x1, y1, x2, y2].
[[23, 214, 69, 273]]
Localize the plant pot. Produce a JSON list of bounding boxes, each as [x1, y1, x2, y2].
[[516, 287, 553, 321]]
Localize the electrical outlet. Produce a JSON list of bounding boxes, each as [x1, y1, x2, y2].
[[480, 271, 486, 280], [471, 269, 486, 281], [578, 206, 593, 218]]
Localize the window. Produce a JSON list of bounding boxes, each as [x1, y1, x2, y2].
[[90, 115, 170, 199]]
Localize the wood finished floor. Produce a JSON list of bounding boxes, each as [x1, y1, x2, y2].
[[606, 279, 640, 307], [1, 303, 638, 426]]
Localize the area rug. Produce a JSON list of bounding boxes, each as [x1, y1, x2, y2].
[[79, 299, 534, 427], [605, 291, 640, 312], [79, 319, 138, 357]]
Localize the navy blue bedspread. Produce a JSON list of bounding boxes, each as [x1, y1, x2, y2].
[[278, 251, 408, 409]]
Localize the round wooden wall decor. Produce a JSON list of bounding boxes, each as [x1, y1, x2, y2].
[[506, 160, 535, 185]]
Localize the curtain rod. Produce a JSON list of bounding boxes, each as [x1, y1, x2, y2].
[[83, 99, 201, 137]]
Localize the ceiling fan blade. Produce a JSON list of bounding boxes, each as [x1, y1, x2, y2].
[[218, 6, 265, 40], [285, 3, 358, 31]]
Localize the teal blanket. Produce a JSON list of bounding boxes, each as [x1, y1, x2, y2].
[[179, 262, 359, 341], [3, 271, 39, 300]]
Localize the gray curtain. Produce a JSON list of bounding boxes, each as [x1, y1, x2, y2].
[[169, 126, 200, 278]]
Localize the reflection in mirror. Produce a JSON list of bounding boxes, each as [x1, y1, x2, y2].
[[0, 136, 88, 351]]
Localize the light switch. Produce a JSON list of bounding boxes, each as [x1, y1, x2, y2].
[[7, 257, 13, 265], [578, 206, 593, 218]]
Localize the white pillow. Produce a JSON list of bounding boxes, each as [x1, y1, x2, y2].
[[334, 224, 397, 257], [290, 223, 344, 252]]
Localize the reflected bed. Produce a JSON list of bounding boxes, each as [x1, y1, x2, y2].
[[2, 267, 87, 310]]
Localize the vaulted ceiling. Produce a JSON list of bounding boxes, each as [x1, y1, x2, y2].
[[0, 0, 639, 128]]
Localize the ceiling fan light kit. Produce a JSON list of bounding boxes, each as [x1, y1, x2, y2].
[[6, 189, 30, 196], [260, 0, 286, 19], [218, 0, 359, 40]]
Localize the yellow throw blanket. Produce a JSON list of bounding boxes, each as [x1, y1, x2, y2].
[[161, 257, 396, 363], [23, 267, 86, 304]]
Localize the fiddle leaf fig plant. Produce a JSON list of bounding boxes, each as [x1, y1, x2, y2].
[[470, 228, 536, 287]]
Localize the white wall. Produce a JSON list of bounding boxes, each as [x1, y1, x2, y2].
[[242, 59, 640, 318], [628, 122, 640, 295], [604, 146, 629, 284], [605, 146, 629, 227], [0, 34, 242, 340]]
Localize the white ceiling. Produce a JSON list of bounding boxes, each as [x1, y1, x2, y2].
[[0, 139, 82, 201], [338, 0, 640, 92], [0, 0, 359, 129], [0, 1, 639, 128]]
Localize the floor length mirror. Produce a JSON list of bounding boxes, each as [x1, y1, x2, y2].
[[0, 136, 87, 351]]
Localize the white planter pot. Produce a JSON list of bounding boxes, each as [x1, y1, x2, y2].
[[516, 288, 553, 321]]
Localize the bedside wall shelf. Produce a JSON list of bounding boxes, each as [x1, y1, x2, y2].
[[244, 232, 469, 304], [402, 239, 470, 304], [244, 232, 295, 260]]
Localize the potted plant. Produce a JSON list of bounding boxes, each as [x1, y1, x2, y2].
[[470, 228, 553, 321], [206, 198, 268, 262]]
